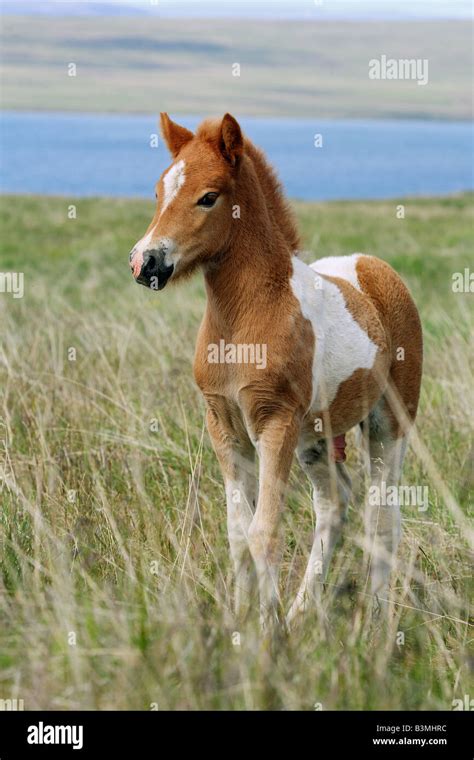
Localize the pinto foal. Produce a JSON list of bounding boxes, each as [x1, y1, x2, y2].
[[130, 113, 423, 625]]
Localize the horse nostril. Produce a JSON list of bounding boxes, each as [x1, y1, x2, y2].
[[143, 254, 156, 276]]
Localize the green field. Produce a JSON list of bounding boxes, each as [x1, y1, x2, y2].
[[0, 193, 472, 709], [1, 16, 472, 119]]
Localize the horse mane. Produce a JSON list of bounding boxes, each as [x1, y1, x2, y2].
[[196, 119, 301, 255], [243, 139, 300, 254]]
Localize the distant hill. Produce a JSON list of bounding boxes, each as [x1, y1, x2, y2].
[[0, 1, 153, 15], [1, 15, 471, 119]]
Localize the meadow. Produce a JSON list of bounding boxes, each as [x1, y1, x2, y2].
[[1, 16, 471, 119], [0, 192, 472, 710]]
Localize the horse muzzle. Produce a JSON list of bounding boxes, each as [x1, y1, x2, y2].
[[130, 249, 174, 291]]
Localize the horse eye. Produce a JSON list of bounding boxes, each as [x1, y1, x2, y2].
[[197, 192, 218, 207]]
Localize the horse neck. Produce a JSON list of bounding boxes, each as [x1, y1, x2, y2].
[[204, 155, 294, 333]]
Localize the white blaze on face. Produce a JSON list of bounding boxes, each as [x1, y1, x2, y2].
[[131, 226, 155, 277], [290, 255, 378, 411], [160, 159, 186, 217], [130, 160, 186, 277]]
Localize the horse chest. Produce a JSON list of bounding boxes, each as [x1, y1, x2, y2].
[[194, 341, 249, 403]]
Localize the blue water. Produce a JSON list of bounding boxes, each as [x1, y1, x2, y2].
[[1, 111, 472, 200]]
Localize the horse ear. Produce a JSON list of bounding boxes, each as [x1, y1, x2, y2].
[[219, 113, 243, 167], [160, 113, 194, 158]]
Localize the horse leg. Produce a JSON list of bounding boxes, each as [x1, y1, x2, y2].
[[287, 439, 352, 624], [247, 413, 300, 629], [363, 397, 408, 610], [206, 408, 257, 617]]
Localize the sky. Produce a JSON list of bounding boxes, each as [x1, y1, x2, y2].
[[1, 0, 472, 19]]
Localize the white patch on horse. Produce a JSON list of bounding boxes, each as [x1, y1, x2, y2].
[[155, 237, 178, 267], [131, 225, 157, 276], [134, 226, 156, 255], [310, 253, 366, 291], [160, 160, 186, 217], [133, 224, 156, 260], [290, 256, 378, 411]]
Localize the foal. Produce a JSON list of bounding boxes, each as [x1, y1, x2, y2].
[[130, 113, 423, 625]]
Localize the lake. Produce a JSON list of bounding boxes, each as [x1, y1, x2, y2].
[[1, 112, 472, 201]]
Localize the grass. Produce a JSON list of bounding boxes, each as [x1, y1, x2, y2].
[[1, 16, 472, 119], [0, 192, 473, 710]]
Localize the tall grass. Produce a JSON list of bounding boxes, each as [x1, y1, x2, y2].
[[0, 193, 472, 709]]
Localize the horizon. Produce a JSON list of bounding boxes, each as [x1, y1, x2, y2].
[[1, 0, 472, 20]]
